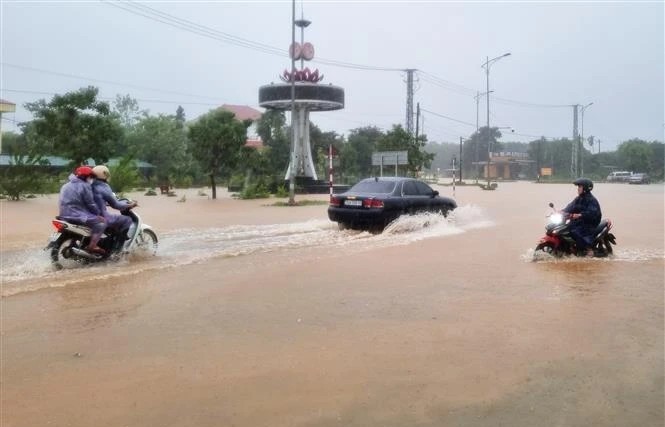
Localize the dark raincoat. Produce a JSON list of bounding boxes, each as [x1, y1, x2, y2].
[[562, 192, 602, 250]]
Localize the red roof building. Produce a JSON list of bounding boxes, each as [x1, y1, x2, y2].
[[220, 104, 263, 122], [220, 104, 264, 149]]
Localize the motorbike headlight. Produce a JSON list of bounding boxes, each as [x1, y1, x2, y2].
[[549, 213, 563, 224]]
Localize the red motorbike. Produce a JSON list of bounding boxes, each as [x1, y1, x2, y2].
[[535, 203, 616, 258]]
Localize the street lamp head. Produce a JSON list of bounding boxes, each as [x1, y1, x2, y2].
[[502, 52, 512, 57]]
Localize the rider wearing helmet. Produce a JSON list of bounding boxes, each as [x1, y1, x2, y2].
[[562, 178, 602, 256], [91, 165, 137, 250], [58, 166, 107, 254]]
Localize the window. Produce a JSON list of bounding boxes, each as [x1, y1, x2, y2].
[[415, 181, 434, 196], [402, 181, 419, 196]]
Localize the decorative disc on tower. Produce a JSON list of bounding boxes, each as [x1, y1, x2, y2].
[[301, 42, 314, 60], [289, 42, 302, 60]]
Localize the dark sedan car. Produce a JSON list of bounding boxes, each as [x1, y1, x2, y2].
[[328, 177, 457, 232]]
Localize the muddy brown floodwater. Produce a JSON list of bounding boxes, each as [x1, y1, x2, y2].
[[1, 182, 663, 427]]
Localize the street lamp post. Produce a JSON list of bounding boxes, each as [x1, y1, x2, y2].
[[288, 0, 297, 205], [482, 52, 511, 188], [474, 90, 493, 180], [580, 102, 593, 176]]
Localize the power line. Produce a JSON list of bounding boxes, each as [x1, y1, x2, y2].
[[3, 88, 225, 107], [2, 63, 223, 101], [420, 108, 476, 128], [104, 0, 403, 72], [417, 69, 573, 108]]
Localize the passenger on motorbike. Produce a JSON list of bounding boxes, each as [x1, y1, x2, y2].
[[561, 178, 602, 256], [58, 166, 107, 254], [91, 165, 138, 251]]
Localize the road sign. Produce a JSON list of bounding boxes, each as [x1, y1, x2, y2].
[[371, 151, 408, 166]]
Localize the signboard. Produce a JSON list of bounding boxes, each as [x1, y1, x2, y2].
[[540, 167, 553, 176], [371, 151, 408, 166]]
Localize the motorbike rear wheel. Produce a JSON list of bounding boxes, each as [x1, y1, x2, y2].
[[50, 236, 85, 269]]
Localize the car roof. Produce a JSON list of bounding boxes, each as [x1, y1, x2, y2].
[[359, 176, 417, 182]]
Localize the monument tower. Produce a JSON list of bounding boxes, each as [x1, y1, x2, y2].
[[258, 17, 345, 188]]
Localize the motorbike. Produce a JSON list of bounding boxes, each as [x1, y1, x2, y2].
[[534, 202, 616, 258], [46, 200, 158, 269]]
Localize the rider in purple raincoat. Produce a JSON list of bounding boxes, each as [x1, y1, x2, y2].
[[58, 166, 107, 254], [91, 165, 137, 249]]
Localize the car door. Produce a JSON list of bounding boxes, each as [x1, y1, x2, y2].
[[400, 180, 417, 213], [415, 181, 437, 211]]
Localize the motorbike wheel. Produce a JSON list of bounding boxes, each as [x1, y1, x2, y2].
[[134, 229, 158, 256], [50, 236, 85, 270], [535, 242, 558, 257]]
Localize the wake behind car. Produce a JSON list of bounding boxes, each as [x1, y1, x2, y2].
[[328, 177, 457, 232]]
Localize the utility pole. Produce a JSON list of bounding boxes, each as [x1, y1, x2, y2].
[[571, 104, 579, 179], [288, 0, 297, 205], [405, 69, 416, 134], [415, 102, 420, 139], [579, 102, 593, 177], [459, 137, 463, 183]]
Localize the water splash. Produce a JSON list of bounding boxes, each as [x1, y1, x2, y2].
[[525, 247, 664, 263], [1, 205, 493, 297]]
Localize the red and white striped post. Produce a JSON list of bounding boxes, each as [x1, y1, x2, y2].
[[328, 144, 334, 197]]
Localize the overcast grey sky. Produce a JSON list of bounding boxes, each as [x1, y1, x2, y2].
[[2, 1, 663, 151]]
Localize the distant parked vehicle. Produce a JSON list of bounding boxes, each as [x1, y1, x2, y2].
[[328, 177, 457, 232], [606, 171, 632, 182], [628, 173, 650, 184]]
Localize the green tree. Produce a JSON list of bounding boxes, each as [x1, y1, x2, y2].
[[24, 86, 122, 165], [113, 94, 145, 128], [376, 125, 434, 176], [461, 126, 505, 176], [340, 126, 383, 181], [617, 139, 654, 173], [309, 124, 343, 178], [0, 133, 51, 200], [256, 110, 289, 177], [175, 105, 186, 130], [189, 109, 248, 199], [125, 114, 189, 185], [1, 131, 23, 155]]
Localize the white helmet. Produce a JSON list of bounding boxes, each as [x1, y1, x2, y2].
[[92, 165, 111, 181]]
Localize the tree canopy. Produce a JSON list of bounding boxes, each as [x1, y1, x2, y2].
[[188, 109, 249, 199], [23, 86, 122, 166]]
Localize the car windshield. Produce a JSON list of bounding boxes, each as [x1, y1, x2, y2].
[[349, 180, 396, 194]]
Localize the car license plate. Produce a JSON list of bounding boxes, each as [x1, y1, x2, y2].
[[344, 200, 362, 207]]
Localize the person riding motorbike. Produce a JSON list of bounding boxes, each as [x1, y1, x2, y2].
[[561, 178, 602, 256], [58, 166, 107, 254], [91, 165, 138, 251]]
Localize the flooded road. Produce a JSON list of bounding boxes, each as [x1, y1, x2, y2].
[[2, 182, 663, 426]]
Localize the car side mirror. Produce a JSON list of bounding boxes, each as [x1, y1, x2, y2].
[[432, 190, 439, 197]]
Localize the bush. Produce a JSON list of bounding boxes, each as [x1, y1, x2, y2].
[[0, 162, 50, 201], [239, 183, 270, 199], [109, 157, 140, 193], [274, 185, 289, 198]]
